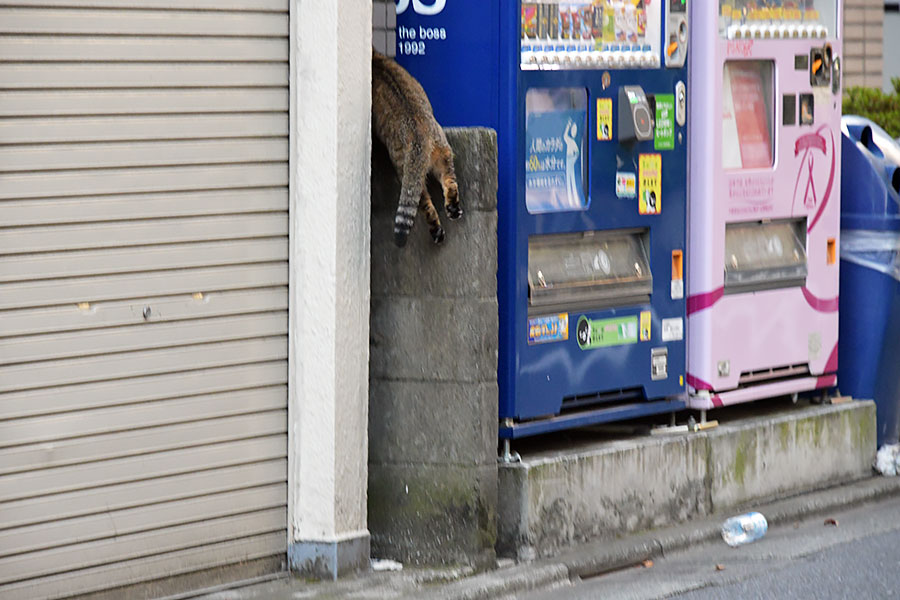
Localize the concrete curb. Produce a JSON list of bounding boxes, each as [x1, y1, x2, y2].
[[420, 475, 900, 600]]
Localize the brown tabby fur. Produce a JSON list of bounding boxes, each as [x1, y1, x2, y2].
[[372, 49, 462, 247]]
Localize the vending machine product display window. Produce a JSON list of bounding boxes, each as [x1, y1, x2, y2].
[[718, 0, 837, 39], [520, 1, 664, 70]]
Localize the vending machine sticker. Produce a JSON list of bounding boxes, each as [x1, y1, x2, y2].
[[638, 154, 662, 215], [528, 313, 569, 345], [597, 98, 613, 141], [616, 171, 636, 198], [640, 311, 651, 342], [661, 318, 684, 342], [576, 315, 639, 350], [654, 94, 675, 151]]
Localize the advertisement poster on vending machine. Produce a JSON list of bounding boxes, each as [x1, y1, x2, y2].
[[722, 61, 774, 170], [525, 89, 588, 213]]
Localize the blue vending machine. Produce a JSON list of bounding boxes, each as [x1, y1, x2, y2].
[[397, 0, 690, 440]]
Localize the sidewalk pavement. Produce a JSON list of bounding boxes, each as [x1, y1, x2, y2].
[[191, 474, 900, 600]]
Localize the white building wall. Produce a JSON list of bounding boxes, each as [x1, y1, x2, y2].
[[884, 7, 900, 92], [288, 0, 372, 579], [844, 0, 884, 88]]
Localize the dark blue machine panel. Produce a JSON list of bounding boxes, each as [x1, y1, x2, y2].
[[397, 1, 688, 438]]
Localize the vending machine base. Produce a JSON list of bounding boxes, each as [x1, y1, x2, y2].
[[687, 375, 836, 412], [500, 396, 686, 439]]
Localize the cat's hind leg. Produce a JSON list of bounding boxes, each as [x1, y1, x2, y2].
[[420, 189, 445, 244], [432, 144, 462, 221]]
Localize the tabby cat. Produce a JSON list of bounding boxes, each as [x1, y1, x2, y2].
[[372, 49, 462, 247]]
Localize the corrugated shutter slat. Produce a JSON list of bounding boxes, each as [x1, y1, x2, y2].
[[0, 1, 289, 596]]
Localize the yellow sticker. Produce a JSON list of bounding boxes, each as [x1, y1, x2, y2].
[[639, 154, 661, 215], [640, 311, 651, 342], [597, 98, 613, 141]]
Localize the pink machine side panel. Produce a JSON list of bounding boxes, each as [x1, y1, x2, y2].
[[687, 3, 842, 406]]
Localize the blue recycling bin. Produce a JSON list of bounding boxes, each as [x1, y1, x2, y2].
[[839, 116, 900, 446]]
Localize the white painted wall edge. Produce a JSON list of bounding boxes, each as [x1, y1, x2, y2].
[[287, 0, 372, 576]]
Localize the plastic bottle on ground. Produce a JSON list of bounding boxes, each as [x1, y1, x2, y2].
[[721, 512, 768, 547]]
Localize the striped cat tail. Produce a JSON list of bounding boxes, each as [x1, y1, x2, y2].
[[394, 142, 426, 248]]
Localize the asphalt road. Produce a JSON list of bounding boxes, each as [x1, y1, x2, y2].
[[521, 494, 900, 600]]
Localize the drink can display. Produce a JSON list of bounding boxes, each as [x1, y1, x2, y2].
[[625, 3, 638, 44], [549, 4, 560, 39], [571, 5, 582, 37], [602, 0, 616, 43], [591, 1, 604, 39], [614, 1, 627, 42], [538, 3, 550, 39], [636, 2, 646, 39], [559, 4, 572, 40], [522, 3, 538, 38], [580, 5, 594, 40]]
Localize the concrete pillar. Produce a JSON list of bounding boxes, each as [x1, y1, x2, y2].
[[287, 0, 372, 580], [368, 128, 499, 567]]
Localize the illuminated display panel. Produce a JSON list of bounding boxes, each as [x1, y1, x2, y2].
[[718, 0, 837, 38]]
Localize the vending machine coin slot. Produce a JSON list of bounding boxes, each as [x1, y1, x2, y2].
[[675, 81, 686, 126], [651, 347, 669, 381], [831, 57, 842, 94], [810, 46, 831, 87], [618, 85, 654, 142]]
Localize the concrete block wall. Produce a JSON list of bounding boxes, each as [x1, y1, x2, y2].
[[844, 0, 884, 88], [373, 1, 397, 58], [368, 128, 499, 567]]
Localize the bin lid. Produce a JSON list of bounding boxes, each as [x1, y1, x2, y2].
[[841, 119, 900, 232], [843, 116, 900, 169]]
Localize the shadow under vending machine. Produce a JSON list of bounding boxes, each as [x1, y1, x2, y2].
[[686, 1, 842, 416], [396, 1, 691, 441]]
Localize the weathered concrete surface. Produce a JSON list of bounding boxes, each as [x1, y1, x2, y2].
[[499, 401, 876, 560], [708, 402, 877, 510], [368, 128, 499, 567], [499, 433, 711, 560], [199, 474, 900, 600]]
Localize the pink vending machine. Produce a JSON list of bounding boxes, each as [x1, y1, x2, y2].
[[687, 1, 842, 416]]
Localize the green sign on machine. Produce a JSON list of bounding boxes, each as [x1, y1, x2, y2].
[[576, 315, 639, 350], [654, 93, 675, 151]]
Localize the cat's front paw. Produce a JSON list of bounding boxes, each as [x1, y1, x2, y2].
[[447, 203, 463, 221], [430, 226, 445, 245]]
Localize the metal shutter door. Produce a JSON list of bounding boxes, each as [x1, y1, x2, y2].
[[0, 2, 289, 598]]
